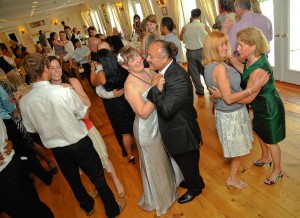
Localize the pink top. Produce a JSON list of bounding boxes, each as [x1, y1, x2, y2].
[[228, 11, 273, 54]]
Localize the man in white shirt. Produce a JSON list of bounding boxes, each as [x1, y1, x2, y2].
[[20, 53, 124, 217], [0, 118, 54, 218], [181, 8, 208, 95], [56, 30, 81, 83]]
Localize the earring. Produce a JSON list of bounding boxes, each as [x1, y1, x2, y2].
[[252, 50, 255, 54]]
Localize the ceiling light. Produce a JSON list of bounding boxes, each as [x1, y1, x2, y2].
[[19, 27, 26, 34], [156, 0, 164, 5], [33, 1, 39, 4], [51, 19, 59, 25], [116, 2, 124, 11]]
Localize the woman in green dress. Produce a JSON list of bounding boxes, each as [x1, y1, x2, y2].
[[211, 27, 285, 185], [228, 27, 285, 185]]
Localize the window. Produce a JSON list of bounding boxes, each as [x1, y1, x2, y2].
[[90, 10, 100, 33], [134, 2, 144, 20], [260, 1, 274, 67], [179, 0, 196, 24], [94, 11, 105, 34], [107, 4, 123, 35]]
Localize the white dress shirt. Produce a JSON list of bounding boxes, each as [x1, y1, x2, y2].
[[94, 65, 114, 99], [20, 81, 88, 148], [53, 40, 74, 62], [63, 41, 75, 61], [0, 118, 14, 172], [159, 60, 173, 76], [183, 19, 207, 50], [96, 86, 114, 99]]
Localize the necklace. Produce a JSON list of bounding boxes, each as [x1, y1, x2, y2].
[[129, 71, 151, 85]]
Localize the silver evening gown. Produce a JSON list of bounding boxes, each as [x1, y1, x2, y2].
[[133, 90, 183, 216]]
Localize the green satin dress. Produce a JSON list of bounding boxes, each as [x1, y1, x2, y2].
[[242, 54, 285, 144]]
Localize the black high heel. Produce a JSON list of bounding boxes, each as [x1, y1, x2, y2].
[[253, 160, 272, 167], [128, 156, 135, 164], [122, 150, 128, 157]]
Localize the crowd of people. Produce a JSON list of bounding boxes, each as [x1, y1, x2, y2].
[[0, 0, 286, 217]]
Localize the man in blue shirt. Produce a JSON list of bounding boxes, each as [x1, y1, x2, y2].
[[73, 39, 93, 88], [161, 17, 181, 63], [0, 86, 15, 119]]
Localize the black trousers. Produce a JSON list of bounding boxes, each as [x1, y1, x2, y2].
[[52, 135, 119, 217], [0, 155, 54, 218], [186, 49, 205, 94], [173, 149, 205, 195], [82, 63, 95, 91], [3, 119, 52, 185]]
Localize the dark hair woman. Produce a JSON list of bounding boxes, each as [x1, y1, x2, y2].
[[91, 49, 135, 163]]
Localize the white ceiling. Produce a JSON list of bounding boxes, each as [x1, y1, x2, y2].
[[0, 0, 114, 30]]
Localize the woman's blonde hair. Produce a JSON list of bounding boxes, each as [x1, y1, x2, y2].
[[146, 14, 159, 32], [202, 31, 231, 65], [237, 26, 270, 56], [117, 46, 140, 66]]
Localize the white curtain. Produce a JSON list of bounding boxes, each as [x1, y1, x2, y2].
[[173, 0, 188, 63], [81, 11, 93, 27], [111, 3, 125, 36], [98, 4, 111, 35], [198, 0, 219, 27], [123, 0, 133, 35], [140, 0, 153, 16]]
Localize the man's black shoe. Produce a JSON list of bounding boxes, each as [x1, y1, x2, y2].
[[178, 192, 196, 204]]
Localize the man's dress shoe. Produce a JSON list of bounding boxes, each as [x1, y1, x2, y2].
[[178, 191, 196, 204]]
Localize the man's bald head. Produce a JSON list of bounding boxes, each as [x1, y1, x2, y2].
[[88, 37, 101, 52], [98, 41, 111, 51]]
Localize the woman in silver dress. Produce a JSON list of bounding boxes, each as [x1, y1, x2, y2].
[[118, 47, 183, 216]]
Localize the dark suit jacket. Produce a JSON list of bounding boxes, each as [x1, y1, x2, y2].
[[147, 61, 202, 155]]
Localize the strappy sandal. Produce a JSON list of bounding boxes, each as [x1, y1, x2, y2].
[[264, 171, 284, 185], [225, 181, 247, 189]]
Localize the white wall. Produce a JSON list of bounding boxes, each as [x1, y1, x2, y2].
[[0, 5, 85, 53]]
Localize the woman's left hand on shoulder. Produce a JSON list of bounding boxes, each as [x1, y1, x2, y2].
[[61, 83, 73, 89]]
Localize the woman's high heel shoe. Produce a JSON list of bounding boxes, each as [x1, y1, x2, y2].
[[122, 150, 128, 157], [128, 156, 135, 164], [264, 171, 284, 185], [253, 160, 272, 167]]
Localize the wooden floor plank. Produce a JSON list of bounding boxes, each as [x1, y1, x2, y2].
[[1, 79, 299, 218]]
